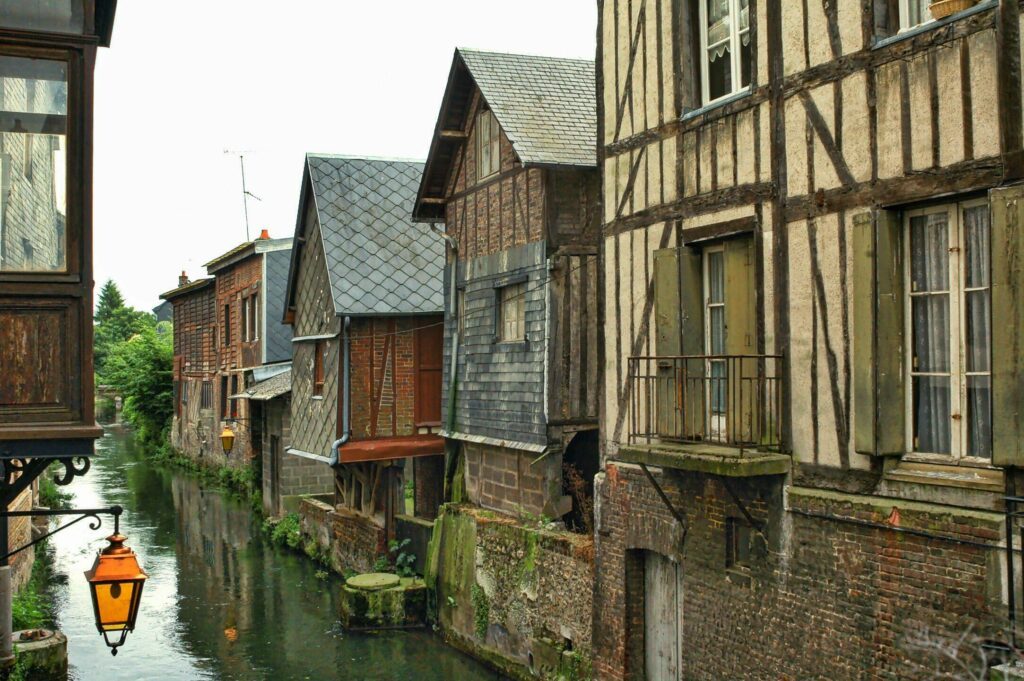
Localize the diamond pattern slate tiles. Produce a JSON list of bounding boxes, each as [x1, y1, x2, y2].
[[459, 49, 596, 168], [307, 156, 444, 316], [264, 248, 294, 363]]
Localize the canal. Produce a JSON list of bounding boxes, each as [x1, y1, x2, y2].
[[43, 426, 501, 680]]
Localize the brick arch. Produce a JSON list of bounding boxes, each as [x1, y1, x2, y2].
[[625, 512, 685, 562]]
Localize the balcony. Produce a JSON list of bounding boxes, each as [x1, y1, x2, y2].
[[621, 355, 789, 477]]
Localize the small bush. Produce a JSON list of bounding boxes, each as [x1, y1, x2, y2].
[[264, 513, 302, 550]]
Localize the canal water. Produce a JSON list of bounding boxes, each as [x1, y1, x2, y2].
[[44, 426, 501, 680]]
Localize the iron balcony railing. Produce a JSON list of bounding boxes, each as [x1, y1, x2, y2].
[[628, 354, 784, 451]]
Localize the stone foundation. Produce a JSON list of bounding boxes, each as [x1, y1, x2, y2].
[[425, 504, 593, 680], [298, 498, 386, 573]]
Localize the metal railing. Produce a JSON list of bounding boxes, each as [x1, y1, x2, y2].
[[627, 354, 784, 451]]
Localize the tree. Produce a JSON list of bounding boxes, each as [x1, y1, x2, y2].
[[95, 279, 126, 324], [102, 326, 173, 444], [93, 280, 156, 378]]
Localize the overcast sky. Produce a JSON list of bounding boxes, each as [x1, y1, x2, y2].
[[93, 1, 597, 310]]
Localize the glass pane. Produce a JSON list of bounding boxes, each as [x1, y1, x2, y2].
[[740, 33, 751, 88], [0, 56, 68, 273], [707, 46, 732, 101], [0, 0, 84, 34], [911, 294, 950, 372], [963, 205, 990, 289], [710, 360, 726, 415], [910, 213, 949, 292], [707, 251, 724, 303], [706, 0, 731, 36], [739, 0, 749, 31], [913, 375, 951, 454], [709, 306, 725, 354], [965, 289, 990, 372], [967, 375, 992, 459]]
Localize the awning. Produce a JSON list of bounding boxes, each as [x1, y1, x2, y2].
[[230, 369, 291, 402], [337, 434, 445, 464]]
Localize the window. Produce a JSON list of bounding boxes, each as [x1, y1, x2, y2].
[[415, 323, 444, 425], [0, 56, 68, 273], [899, 0, 933, 31], [476, 109, 500, 180], [223, 303, 231, 346], [905, 200, 991, 462], [498, 282, 526, 342], [200, 381, 213, 410], [220, 375, 229, 420], [726, 518, 752, 568], [230, 375, 239, 418], [704, 245, 727, 430], [181, 381, 189, 406], [457, 289, 466, 337], [698, 0, 751, 105], [240, 296, 249, 342], [242, 294, 259, 342], [313, 341, 326, 396]]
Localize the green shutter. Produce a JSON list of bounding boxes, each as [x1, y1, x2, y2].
[[654, 248, 682, 357], [852, 210, 904, 456], [724, 236, 755, 355], [990, 185, 1024, 467], [679, 246, 704, 356]]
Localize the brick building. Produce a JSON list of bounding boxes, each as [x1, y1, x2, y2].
[[283, 155, 445, 571], [202, 233, 293, 468], [595, 0, 1022, 679], [161, 274, 217, 461]]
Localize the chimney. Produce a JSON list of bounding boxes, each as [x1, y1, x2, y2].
[[258, 229, 270, 240], [178, 270, 189, 287]]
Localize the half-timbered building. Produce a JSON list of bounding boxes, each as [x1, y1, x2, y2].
[[414, 48, 602, 525], [596, 0, 1024, 678], [284, 154, 445, 572]]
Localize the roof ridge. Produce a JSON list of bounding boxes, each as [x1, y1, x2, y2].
[[306, 152, 425, 164], [457, 47, 594, 64]]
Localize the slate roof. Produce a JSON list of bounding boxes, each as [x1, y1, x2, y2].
[[231, 369, 291, 402], [306, 155, 444, 316], [459, 49, 596, 167], [263, 248, 293, 363]]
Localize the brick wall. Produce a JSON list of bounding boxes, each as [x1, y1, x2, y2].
[[464, 443, 563, 518], [169, 285, 218, 464], [593, 463, 1007, 681], [299, 497, 386, 574], [260, 395, 332, 517]]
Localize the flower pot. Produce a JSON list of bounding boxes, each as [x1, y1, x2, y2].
[[929, 0, 980, 20]]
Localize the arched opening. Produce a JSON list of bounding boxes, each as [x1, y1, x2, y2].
[[561, 429, 599, 534]]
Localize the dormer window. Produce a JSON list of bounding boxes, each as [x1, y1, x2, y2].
[[476, 109, 500, 181]]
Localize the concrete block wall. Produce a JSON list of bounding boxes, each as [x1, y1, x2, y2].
[[464, 443, 562, 519]]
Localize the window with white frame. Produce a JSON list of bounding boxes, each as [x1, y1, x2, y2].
[[476, 109, 500, 180], [704, 245, 727, 433], [905, 200, 991, 462], [698, 0, 751, 105], [498, 282, 526, 342], [899, 0, 933, 31]]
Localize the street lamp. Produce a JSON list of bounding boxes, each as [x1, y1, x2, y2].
[[221, 425, 236, 455], [84, 532, 147, 656]]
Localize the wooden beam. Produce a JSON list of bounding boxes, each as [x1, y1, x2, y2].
[[440, 129, 467, 140]]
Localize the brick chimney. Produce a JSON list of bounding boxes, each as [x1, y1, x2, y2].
[[178, 270, 189, 287], [258, 229, 270, 240]]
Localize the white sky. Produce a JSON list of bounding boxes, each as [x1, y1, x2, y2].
[[93, 0, 597, 311]]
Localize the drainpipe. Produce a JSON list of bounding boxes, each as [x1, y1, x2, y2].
[[328, 316, 352, 466], [430, 224, 460, 498]]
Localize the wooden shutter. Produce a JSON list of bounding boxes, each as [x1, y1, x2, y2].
[[852, 210, 904, 456], [415, 322, 444, 425], [654, 248, 682, 357], [990, 185, 1024, 467], [724, 236, 755, 355]]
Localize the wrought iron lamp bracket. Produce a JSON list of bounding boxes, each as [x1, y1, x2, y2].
[[0, 506, 122, 563], [0, 451, 92, 510]]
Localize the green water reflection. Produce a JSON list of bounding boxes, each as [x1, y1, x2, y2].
[[46, 427, 500, 680]]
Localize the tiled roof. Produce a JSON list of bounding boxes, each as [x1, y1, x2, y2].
[[307, 155, 444, 316], [459, 49, 596, 167], [232, 369, 291, 402], [264, 249, 293, 363]]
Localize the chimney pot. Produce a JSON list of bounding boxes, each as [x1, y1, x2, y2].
[[258, 229, 270, 240], [178, 271, 189, 287]]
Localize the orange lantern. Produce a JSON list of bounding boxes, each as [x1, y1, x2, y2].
[[84, 533, 148, 655]]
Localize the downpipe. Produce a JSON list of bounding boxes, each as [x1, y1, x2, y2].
[[430, 224, 461, 498], [329, 316, 352, 467]]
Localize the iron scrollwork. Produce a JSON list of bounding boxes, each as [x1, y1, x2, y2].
[[53, 456, 91, 486]]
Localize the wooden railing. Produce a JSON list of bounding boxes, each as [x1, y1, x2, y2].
[[627, 354, 784, 451]]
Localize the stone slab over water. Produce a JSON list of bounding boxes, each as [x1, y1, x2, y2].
[[340, 574, 428, 630], [43, 427, 504, 681]]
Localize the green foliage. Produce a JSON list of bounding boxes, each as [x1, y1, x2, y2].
[[390, 538, 417, 578], [470, 583, 490, 639], [94, 280, 157, 378], [12, 544, 55, 631], [38, 466, 73, 509], [102, 325, 173, 444], [264, 513, 302, 550]]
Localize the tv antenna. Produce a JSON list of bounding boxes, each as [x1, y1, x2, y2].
[[224, 149, 262, 241]]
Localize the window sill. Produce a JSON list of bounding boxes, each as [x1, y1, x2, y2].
[[681, 89, 752, 124], [492, 339, 529, 351], [873, 0, 996, 50], [310, 395, 324, 402]]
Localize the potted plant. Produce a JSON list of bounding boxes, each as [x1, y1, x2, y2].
[[929, 0, 981, 20]]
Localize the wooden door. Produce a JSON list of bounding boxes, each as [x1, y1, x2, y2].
[[644, 551, 683, 681]]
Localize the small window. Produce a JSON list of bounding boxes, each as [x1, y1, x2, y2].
[[223, 304, 231, 346], [476, 109, 500, 180], [200, 381, 213, 410], [181, 381, 189, 405], [241, 296, 249, 342], [697, 0, 752, 105], [251, 293, 260, 341], [726, 518, 752, 568], [220, 375, 229, 420], [457, 289, 466, 338], [313, 341, 326, 396], [899, 0, 933, 31], [498, 282, 526, 342], [230, 375, 239, 418]]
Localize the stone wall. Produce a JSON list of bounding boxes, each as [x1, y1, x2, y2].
[[592, 462, 1007, 681], [463, 443, 563, 519], [426, 505, 593, 680], [298, 498, 385, 574]]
